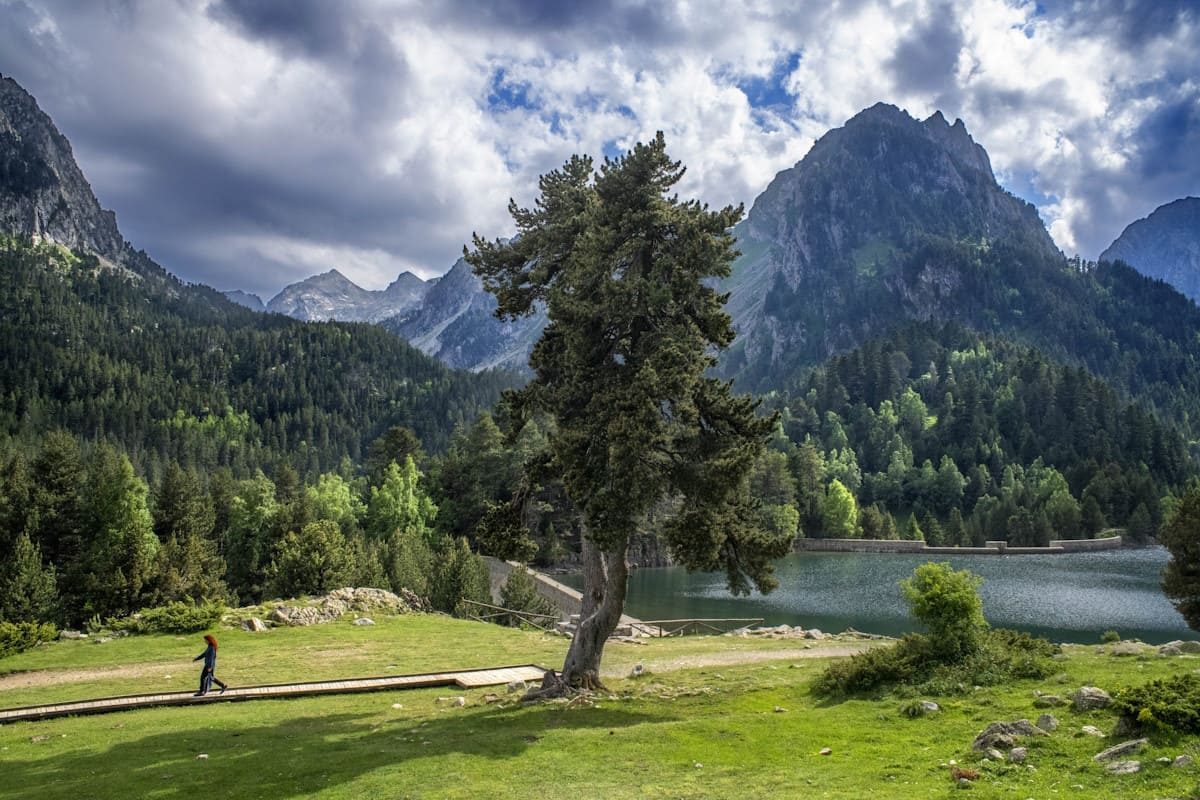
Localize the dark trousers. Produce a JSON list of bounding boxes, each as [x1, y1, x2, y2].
[[197, 668, 226, 694]]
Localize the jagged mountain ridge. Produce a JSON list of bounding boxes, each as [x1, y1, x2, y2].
[[1100, 197, 1200, 302], [261, 267, 430, 322], [380, 257, 544, 373], [720, 102, 1064, 386]]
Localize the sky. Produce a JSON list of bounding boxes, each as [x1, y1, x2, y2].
[[1, 0, 1197, 299]]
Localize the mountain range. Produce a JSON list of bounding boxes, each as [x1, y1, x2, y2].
[[1101, 197, 1200, 303]]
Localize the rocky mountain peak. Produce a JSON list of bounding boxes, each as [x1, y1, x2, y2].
[[1100, 197, 1200, 302], [0, 74, 127, 264]]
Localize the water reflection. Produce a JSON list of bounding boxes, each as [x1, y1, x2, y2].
[[561, 547, 1191, 644]]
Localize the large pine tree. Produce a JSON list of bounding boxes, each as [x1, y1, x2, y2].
[[467, 134, 793, 692]]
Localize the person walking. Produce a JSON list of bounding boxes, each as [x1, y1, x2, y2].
[[193, 633, 228, 696]]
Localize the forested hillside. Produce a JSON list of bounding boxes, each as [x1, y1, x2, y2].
[[0, 236, 517, 482], [766, 324, 1193, 546]]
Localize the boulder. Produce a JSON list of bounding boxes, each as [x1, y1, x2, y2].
[[1159, 644, 1183, 656], [1033, 694, 1064, 708], [1093, 739, 1148, 762], [1104, 761, 1141, 775], [1173, 754, 1194, 768], [985, 748, 1004, 761], [241, 618, 269, 632], [1036, 714, 1059, 732], [1009, 747, 1027, 764], [971, 720, 1047, 751], [353, 617, 375, 626], [1072, 686, 1112, 710], [1108, 642, 1146, 657], [919, 701, 940, 714], [1081, 725, 1106, 737]]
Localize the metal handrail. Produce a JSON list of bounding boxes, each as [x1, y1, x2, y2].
[[627, 618, 765, 637], [460, 599, 560, 632]]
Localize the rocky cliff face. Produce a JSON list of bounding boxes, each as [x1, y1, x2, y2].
[[720, 103, 1063, 387], [1100, 197, 1200, 302], [382, 257, 543, 373], [223, 289, 265, 311], [0, 75, 130, 267]]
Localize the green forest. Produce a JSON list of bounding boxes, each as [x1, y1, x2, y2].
[[0, 234, 1197, 634]]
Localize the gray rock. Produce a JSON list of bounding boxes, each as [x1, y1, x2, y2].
[[920, 701, 941, 714], [1179, 641, 1200, 654], [1160, 644, 1183, 656], [241, 617, 269, 632], [1109, 642, 1146, 657], [506, 680, 527, 694], [971, 720, 1047, 751], [1073, 686, 1112, 710], [59, 630, 87, 640], [1173, 754, 1194, 768], [1033, 694, 1063, 708], [1009, 747, 1027, 763], [1036, 714, 1059, 731], [353, 617, 375, 626], [1093, 738, 1149, 762], [1081, 725, 1107, 737], [985, 748, 1004, 761], [1104, 760, 1141, 775]]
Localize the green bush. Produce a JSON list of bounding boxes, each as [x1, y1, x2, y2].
[[1113, 674, 1200, 737], [0, 620, 59, 659], [498, 568, 559, 627], [813, 628, 1058, 697], [900, 562, 987, 660], [109, 601, 225, 634], [1101, 630, 1121, 643]]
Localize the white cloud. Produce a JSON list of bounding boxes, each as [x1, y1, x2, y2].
[[1, 0, 1196, 295]]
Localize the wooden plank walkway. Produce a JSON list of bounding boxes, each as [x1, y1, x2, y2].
[[0, 664, 548, 724]]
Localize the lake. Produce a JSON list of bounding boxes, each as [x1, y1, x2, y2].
[[560, 546, 1191, 644]]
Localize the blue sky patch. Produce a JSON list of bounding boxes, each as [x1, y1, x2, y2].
[[736, 51, 801, 110]]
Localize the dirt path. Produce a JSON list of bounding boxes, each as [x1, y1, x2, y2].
[[0, 662, 181, 692], [602, 643, 873, 676], [0, 644, 874, 693]]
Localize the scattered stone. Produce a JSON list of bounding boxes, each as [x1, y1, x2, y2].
[[452, 696, 466, 707], [957, 777, 972, 789], [806, 629, 826, 640], [58, 630, 86, 640], [196, 754, 209, 760], [1009, 747, 1028, 764], [819, 747, 832, 755], [774, 706, 787, 713], [506, 680, 527, 694], [1093, 738, 1148, 762], [1033, 695, 1063, 708], [1174, 754, 1194, 768], [1036, 714, 1059, 731], [630, 664, 644, 678], [1159, 644, 1183, 657], [1157, 757, 1172, 765], [30, 735, 49, 743], [391, 703, 403, 709], [920, 701, 940, 714], [985, 748, 1004, 761], [971, 720, 1048, 751], [241, 618, 269, 632], [1109, 642, 1146, 657], [1072, 686, 1113, 710], [1104, 760, 1141, 775], [352, 617, 375, 626], [1081, 726, 1107, 737], [694, 762, 703, 769], [94, 636, 112, 644]]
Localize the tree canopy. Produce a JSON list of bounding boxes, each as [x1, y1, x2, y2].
[[467, 133, 793, 690]]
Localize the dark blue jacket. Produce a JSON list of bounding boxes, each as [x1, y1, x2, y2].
[[194, 644, 216, 671]]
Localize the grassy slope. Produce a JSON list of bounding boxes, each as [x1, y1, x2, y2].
[[1, 616, 1198, 799]]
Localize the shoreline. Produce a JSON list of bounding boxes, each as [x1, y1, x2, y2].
[[794, 534, 1124, 555]]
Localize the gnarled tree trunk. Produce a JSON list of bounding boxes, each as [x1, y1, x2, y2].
[[527, 534, 628, 698]]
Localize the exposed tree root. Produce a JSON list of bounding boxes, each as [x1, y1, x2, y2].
[[521, 668, 609, 702]]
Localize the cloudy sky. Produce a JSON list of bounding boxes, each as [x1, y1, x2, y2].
[[1, 0, 1197, 298]]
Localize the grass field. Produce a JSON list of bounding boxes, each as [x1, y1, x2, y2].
[[2, 615, 1198, 799]]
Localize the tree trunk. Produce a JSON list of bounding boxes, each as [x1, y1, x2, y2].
[[526, 534, 628, 698]]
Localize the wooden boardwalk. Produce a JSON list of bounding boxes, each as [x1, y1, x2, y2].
[[0, 664, 548, 724]]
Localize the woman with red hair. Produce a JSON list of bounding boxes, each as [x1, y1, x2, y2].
[[193, 633, 228, 696]]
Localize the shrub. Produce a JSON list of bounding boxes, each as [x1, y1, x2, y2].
[[900, 562, 986, 660], [0, 621, 59, 659], [498, 568, 559, 627], [1113, 674, 1200, 737], [1101, 630, 1121, 643], [109, 601, 226, 634]]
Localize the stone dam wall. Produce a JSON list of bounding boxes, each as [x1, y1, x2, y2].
[[794, 535, 1122, 555]]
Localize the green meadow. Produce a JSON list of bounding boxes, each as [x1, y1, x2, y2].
[[1, 615, 1198, 799]]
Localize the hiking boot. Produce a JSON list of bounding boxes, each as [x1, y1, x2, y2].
[[193, 692, 205, 697], [219, 686, 227, 695]]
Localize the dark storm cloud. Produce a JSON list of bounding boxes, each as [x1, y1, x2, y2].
[[207, 0, 362, 59], [1043, 0, 1197, 46], [886, 6, 964, 95], [424, 0, 679, 47]]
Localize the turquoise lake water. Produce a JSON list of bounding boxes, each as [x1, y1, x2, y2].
[[561, 547, 1191, 644]]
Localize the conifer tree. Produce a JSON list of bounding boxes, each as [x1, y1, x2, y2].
[[467, 134, 790, 692]]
